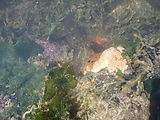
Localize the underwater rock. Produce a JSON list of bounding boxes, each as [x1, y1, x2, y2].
[[73, 72, 150, 120], [28, 39, 69, 67], [82, 46, 128, 74], [34, 39, 58, 62], [0, 95, 13, 113]]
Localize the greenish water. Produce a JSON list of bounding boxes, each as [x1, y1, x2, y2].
[[0, 0, 160, 119], [0, 41, 46, 119]]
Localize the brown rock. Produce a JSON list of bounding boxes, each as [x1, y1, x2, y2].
[[82, 46, 128, 74]]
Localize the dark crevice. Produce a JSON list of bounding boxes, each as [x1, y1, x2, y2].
[[148, 76, 160, 120]]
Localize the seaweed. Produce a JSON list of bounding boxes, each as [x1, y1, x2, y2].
[[120, 33, 140, 58], [115, 34, 152, 94], [115, 70, 145, 94], [115, 30, 160, 95], [24, 62, 78, 120]]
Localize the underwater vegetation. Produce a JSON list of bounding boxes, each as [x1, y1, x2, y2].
[[0, 41, 46, 119], [115, 33, 160, 94], [0, 0, 159, 119], [24, 62, 78, 120], [119, 34, 140, 58]]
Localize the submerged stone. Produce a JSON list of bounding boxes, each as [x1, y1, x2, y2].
[[82, 46, 128, 74]]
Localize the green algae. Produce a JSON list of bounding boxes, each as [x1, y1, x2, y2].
[[43, 62, 77, 101], [119, 33, 140, 58], [0, 0, 159, 119], [116, 70, 147, 94], [0, 42, 46, 119], [24, 62, 78, 120], [115, 34, 151, 94], [115, 31, 159, 94]]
